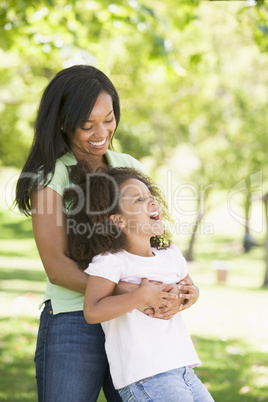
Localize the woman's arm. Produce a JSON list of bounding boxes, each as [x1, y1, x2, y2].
[[31, 187, 88, 293], [84, 277, 178, 324]]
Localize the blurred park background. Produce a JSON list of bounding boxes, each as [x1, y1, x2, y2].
[[1, 0, 268, 401]]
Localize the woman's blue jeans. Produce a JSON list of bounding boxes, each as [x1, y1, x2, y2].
[[34, 301, 121, 402], [118, 367, 214, 402]]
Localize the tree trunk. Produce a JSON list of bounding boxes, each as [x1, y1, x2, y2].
[[185, 212, 203, 262], [263, 197, 268, 286], [185, 184, 212, 262], [243, 183, 254, 252]]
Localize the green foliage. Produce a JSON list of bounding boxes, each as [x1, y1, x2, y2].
[[0, 0, 200, 167], [1, 0, 267, 180], [0, 0, 267, 179], [238, 1, 268, 53]]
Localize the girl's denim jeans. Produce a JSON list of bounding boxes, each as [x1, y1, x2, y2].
[[34, 301, 121, 402], [118, 366, 214, 402]]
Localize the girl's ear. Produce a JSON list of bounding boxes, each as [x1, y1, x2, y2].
[[109, 214, 125, 228]]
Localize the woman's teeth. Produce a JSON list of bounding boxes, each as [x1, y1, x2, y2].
[[88, 138, 106, 146]]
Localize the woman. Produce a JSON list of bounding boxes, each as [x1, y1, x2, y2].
[[15, 65, 199, 402]]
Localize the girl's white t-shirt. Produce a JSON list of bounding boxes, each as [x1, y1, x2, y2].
[[84, 245, 200, 389]]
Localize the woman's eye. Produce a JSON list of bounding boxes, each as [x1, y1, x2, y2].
[[82, 125, 93, 131], [105, 117, 114, 124], [136, 197, 143, 202]]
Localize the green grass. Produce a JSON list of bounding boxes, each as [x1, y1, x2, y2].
[[1, 196, 268, 401], [194, 337, 268, 401], [0, 317, 38, 401]]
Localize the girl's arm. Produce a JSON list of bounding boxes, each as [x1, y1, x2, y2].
[[31, 187, 88, 293], [84, 276, 178, 324], [115, 281, 140, 294]]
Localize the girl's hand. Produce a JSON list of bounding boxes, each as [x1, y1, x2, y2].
[[138, 282, 183, 319], [151, 284, 184, 320], [148, 275, 199, 320], [139, 279, 177, 315]]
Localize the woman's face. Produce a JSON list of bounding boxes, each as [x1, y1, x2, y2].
[[68, 91, 116, 158]]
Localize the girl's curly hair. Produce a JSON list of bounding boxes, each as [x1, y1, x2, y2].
[[64, 161, 173, 269]]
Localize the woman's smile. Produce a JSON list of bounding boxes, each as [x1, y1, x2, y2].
[[87, 137, 109, 148]]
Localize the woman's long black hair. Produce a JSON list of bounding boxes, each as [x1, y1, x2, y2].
[[64, 162, 172, 268], [15, 65, 120, 215]]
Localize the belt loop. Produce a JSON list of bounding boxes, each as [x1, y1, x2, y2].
[[45, 300, 53, 315], [184, 366, 190, 384]]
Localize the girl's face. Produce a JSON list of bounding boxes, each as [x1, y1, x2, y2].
[[68, 91, 116, 158], [117, 179, 164, 238]]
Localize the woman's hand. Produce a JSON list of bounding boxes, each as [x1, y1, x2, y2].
[[177, 275, 199, 312]]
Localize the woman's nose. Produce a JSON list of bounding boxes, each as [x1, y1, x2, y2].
[[96, 124, 107, 138]]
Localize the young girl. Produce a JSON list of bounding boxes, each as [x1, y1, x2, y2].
[[64, 162, 214, 402]]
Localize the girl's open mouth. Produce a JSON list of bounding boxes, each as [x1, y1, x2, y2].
[[150, 211, 161, 222]]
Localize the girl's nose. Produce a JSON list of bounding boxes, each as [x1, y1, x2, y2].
[[149, 198, 158, 206]]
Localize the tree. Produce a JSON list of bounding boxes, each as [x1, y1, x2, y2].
[[164, 1, 268, 260]]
